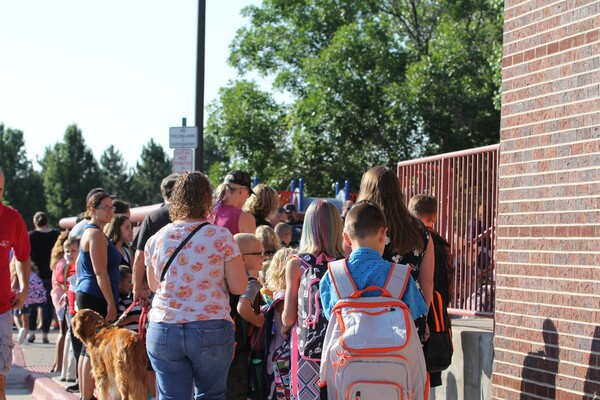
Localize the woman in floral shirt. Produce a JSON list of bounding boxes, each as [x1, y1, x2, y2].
[[145, 171, 247, 400]]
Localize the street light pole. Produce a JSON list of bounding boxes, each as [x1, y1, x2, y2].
[[194, 0, 206, 172]]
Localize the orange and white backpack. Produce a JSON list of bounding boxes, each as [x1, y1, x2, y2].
[[319, 259, 429, 400]]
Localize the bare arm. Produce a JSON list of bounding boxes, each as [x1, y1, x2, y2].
[[237, 297, 264, 327], [146, 263, 159, 293], [12, 257, 31, 310], [132, 250, 149, 305], [224, 255, 248, 295], [88, 230, 117, 322], [419, 236, 435, 308], [282, 258, 301, 331], [238, 211, 257, 234]]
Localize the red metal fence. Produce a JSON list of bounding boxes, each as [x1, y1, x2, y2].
[[397, 144, 499, 318]]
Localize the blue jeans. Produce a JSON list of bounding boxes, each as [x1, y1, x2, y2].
[[146, 319, 234, 400]]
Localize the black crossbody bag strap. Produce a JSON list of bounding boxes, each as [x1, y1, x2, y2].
[[160, 222, 209, 282]]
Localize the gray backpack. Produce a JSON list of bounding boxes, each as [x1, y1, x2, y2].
[[319, 259, 429, 399]]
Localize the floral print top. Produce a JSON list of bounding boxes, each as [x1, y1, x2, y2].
[[382, 224, 430, 291], [144, 222, 240, 324]]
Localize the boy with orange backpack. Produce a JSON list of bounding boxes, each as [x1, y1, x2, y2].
[[319, 201, 429, 399]]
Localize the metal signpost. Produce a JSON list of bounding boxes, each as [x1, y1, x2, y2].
[[170, 118, 197, 172]]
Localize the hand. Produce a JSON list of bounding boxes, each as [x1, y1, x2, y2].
[[11, 291, 27, 310], [105, 303, 117, 323], [281, 324, 292, 338], [133, 286, 149, 307], [59, 294, 67, 308], [423, 321, 431, 342]]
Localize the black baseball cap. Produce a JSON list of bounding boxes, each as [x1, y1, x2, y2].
[[224, 171, 255, 195]]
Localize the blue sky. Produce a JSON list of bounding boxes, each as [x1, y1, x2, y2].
[[0, 0, 259, 170]]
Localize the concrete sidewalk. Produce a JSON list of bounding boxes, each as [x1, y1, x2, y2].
[[7, 329, 77, 400], [7, 318, 495, 399]]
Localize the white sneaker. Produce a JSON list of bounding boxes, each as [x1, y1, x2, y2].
[[17, 328, 26, 345]]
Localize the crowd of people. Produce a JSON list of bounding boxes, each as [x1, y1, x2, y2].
[[0, 165, 456, 400]]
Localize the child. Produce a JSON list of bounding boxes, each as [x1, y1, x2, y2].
[[281, 200, 345, 400], [227, 233, 265, 400], [116, 265, 141, 331], [13, 261, 47, 345], [274, 223, 292, 248], [58, 236, 79, 382], [116, 265, 157, 399], [264, 247, 297, 398], [256, 225, 281, 278], [319, 201, 428, 322]]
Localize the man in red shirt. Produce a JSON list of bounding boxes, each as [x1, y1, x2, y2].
[[0, 168, 31, 400]]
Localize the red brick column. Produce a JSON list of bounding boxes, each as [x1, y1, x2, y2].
[[494, 1, 600, 399]]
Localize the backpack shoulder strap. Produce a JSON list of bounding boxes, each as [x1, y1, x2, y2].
[[328, 259, 357, 299], [383, 263, 411, 300]]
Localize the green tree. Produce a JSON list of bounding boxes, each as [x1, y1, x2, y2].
[[401, 0, 503, 153], [226, 0, 502, 195], [129, 139, 172, 206], [99, 145, 130, 200], [0, 123, 45, 229], [39, 124, 102, 222], [205, 80, 292, 189]]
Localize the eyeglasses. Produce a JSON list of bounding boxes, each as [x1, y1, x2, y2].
[[242, 252, 264, 257], [95, 205, 116, 212]]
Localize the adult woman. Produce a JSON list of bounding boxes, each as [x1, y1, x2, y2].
[[213, 170, 256, 235], [357, 166, 434, 339], [104, 214, 134, 266], [281, 200, 345, 400], [242, 183, 279, 228], [75, 192, 121, 400], [144, 171, 247, 400]]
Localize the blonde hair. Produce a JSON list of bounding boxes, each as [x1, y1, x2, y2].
[[299, 200, 345, 258], [233, 233, 261, 254], [243, 184, 278, 219], [214, 183, 235, 204], [50, 231, 69, 271], [265, 247, 297, 291], [255, 225, 281, 256]]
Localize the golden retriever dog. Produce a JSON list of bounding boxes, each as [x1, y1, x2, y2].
[[72, 309, 147, 400]]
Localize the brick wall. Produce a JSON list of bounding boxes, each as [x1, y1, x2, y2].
[[494, 1, 600, 399]]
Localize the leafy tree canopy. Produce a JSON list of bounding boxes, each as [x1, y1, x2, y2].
[[129, 139, 173, 206], [205, 80, 292, 190], [0, 123, 45, 229], [39, 124, 102, 222], [210, 0, 502, 195], [99, 145, 130, 200]]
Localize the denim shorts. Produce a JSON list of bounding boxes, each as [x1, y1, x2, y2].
[[0, 311, 14, 376], [146, 319, 234, 400]]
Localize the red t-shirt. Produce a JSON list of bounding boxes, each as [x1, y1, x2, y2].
[[0, 204, 31, 313]]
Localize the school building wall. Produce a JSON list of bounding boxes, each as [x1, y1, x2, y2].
[[493, 1, 599, 399]]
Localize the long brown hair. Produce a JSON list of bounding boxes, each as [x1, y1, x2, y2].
[[357, 166, 424, 256], [104, 214, 133, 256]]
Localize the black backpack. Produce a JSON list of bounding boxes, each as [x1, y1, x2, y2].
[[296, 253, 330, 361], [248, 297, 283, 400], [424, 229, 454, 372]]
